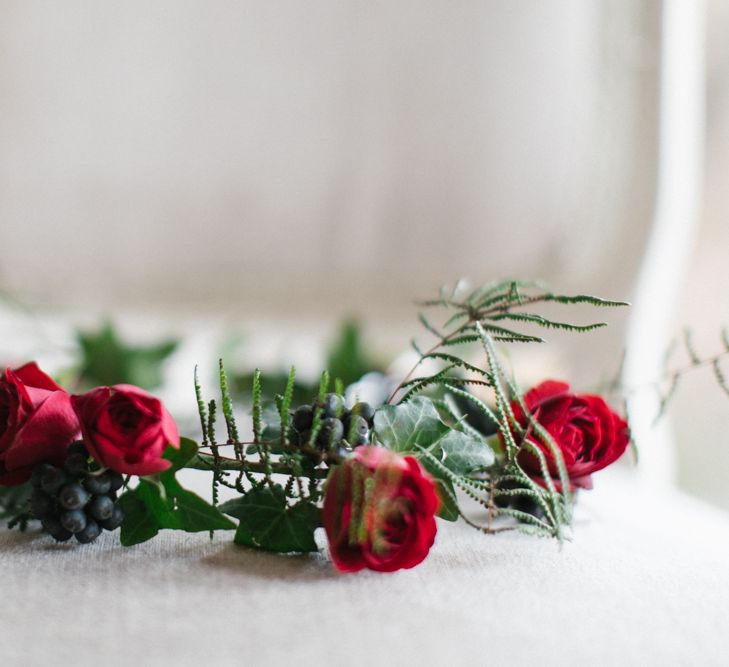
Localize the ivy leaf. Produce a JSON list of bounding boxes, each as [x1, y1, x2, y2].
[[221, 485, 320, 553], [76, 321, 178, 391], [118, 490, 160, 546], [173, 487, 236, 532], [374, 397, 450, 455], [434, 479, 459, 521], [118, 439, 234, 545], [374, 397, 494, 476], [439, 430, 494, 476], [326, 319, 382, 387], [163, 437, 199, 473], [135, 479, 181, 529]]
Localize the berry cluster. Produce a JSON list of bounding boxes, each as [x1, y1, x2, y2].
[[29, 441, 125, 543], [289, 394, 375, 457]]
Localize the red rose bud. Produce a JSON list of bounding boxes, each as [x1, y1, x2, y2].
[[72, 385, 180, 476], [511, 380, 630, 491], [323, 446, 439, 573], [0, 362, 80, 486]]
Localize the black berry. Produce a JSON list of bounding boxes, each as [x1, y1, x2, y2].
[[322, 393, 343, 418], [67, 441, 88, 458], [107, 472, 124, 492], [292, 405, 314, 431], [42, 517, 73, 543], [317, 418, 344, 449], [100, 505, 124, 531], [61, 509, 87, 534], [58, 483, 90, 510], [30, 489, 54, 519], [83, 473, 112, 496], [351, 402, 375, 425], [88, 495, 114, 521], [40, 466, 67, 495], [31, 463, 54, 489], [75, 519, 101, 544], [346, 415, 369, 441], [64, 452, 89, 476]]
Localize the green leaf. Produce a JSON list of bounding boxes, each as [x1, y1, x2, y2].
[[223, 485, 320, 553], [119, 439, 234, 544], [76, 321, 178, 390], [174, 488, 236, 532], [433, 478, 459, 521], [374, 396, 495, 509], [373, 397, 450, 454], [438, 430, 494, 475], [136, 479, 181, 529], [118, 490, 160, 546], [163, 437, 199, 473], [326, 319, 381, 388]]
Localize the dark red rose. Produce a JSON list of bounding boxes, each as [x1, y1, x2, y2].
[[511, 380, 630, 490], [72, 385, 179, 476], [0, 362, 80, 486], [323, 446, 439, 573]]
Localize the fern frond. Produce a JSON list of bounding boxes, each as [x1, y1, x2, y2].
[[252, 369, 263, 443], [194, 365, 208, 445], [712, 359, 729, 398], [218, 359, 239, 444], [278, 366, 296, 437], [541, 294, 629, 308], [491, 312, 607, 333]]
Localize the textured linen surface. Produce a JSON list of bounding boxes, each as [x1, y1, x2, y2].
[[1, 469, 727, 667]]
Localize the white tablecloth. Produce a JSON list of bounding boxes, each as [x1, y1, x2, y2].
[[1, 469, 727, 667]]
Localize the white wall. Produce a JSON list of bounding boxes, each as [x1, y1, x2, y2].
[[0, 1, 658, 321]]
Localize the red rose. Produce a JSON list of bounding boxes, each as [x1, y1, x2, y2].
[[323, 446, 439, 573], [0, 362, 80, 486], [511, 380, 630, 490], [72, 385, 179, 476]]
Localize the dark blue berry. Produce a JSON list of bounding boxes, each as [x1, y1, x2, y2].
[[292, 405, 314, 431], [354, 432, 369, 446], [64, 452, 88, 476], [40, 466, 67, 494], [83, 473, 112, 495], [88, 495, 114, 521], [317, 418, 344, 449], [107, 472, 124, 492], [30, 489, 54, 519], [100, 505, 124, 531], [42, 517, 73, 542], [75, 518, 101, 544], [31, 463, 55, 489], [512, 495, 546, 520], [322, 393, 343, 418], [351, 402, 375, 425], [58, 483, 90, 510], [67, 441, 88, 457], [346, 415, 369, 441], [60, 509, 87, 533]]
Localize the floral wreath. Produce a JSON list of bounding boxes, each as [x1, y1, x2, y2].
[[0, 281, 633, 573]]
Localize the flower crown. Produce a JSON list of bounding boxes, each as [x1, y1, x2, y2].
[[0, 281, 632, 573]]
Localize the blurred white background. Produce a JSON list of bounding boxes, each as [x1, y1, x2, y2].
[[1, 1, 727, 507]]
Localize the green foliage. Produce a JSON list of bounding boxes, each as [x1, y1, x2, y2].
[[0, 483, 33, 528], [326, 319, 382, 388], [389, 280, 627, 404], [76, 321, 178, 390], [192, 363, 333, 552], [380, 280, 627, 538], [651, 327, 729, 421], [118, 438, 235, 547], [219, 485, 320, 553]]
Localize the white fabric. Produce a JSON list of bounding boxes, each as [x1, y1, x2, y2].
[[2, 468, 727, 666]]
